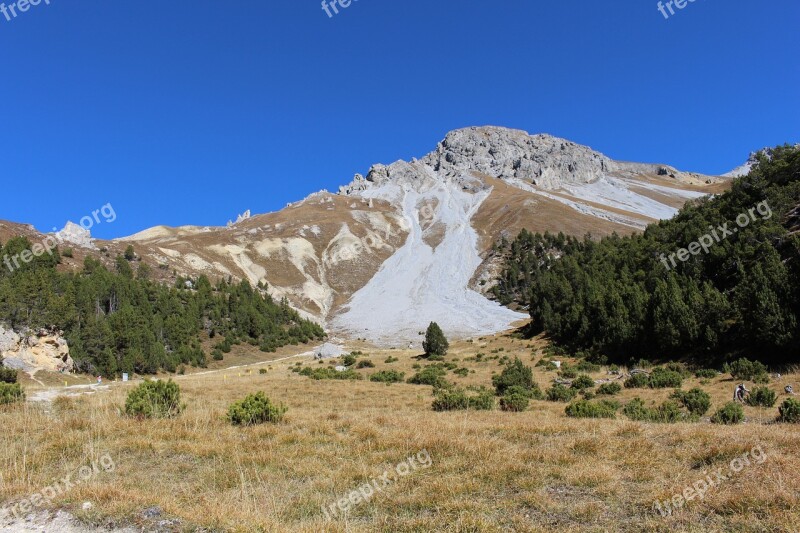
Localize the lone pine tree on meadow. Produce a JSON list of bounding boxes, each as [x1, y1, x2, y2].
[[423, 322, 449, 357]]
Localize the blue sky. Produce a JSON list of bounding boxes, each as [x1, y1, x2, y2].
[[0, 0, 797, 239]]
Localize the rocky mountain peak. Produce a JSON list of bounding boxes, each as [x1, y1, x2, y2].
[[338, 126, 619, 196], [420, 126, 616, 189]]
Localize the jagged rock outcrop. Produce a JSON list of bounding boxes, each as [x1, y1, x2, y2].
[[228, 210, 252, 226], [57, 221, 94, 248], [338, 173, 369, 195], [420, 126, 615, 189], [0, 325, 74, 373]]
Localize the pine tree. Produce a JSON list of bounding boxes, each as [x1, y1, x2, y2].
[[423, 322, 448, 357]]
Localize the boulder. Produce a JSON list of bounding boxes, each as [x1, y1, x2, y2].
[[315, 343, 344, 360]]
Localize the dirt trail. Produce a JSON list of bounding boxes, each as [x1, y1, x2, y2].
[[27, 383, 111, 403], [24, 343, 329, 404]]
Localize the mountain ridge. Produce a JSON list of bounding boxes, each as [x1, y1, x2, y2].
[[2, 126, 731, 344]]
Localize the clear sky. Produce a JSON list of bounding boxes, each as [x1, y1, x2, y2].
[[0, 0, 798, 238]]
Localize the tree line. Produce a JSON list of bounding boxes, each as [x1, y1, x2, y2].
[[493, 144, 800, 366], [0, 243, 325, 376]]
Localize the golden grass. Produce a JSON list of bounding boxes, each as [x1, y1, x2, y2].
[[2, 332, 799, 532]]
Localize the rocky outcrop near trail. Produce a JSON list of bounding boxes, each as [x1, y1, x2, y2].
[[0, 325, 74, 374]]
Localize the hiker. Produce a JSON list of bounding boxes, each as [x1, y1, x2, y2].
[[734, 383, 750, 403], [786, 385, 795, 395]]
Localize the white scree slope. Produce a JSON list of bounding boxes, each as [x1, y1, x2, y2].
[[333, 166, 527, 345]]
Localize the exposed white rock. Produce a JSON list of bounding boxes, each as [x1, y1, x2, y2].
[[0, 325, 74, 373], [315, 343, 345, 359], [339, 173, 369, 195], [227, 209, 252, 227], [56, 221, 93, 248], [421, 126, 615, 189], [333, 170, 527, 345]]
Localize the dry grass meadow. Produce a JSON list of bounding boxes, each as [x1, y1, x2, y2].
[[2, 330, 799, 532]]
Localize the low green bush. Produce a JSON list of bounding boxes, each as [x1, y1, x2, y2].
[[356, 360, 375, 369], [492, 358, 535, 396], [624, 397, 694, 423], [711, 402, 745, 425], [227, 392, 287, 426], [624, 373, 650, 389], [565, 399, 618, 419], [384, 356, 399, 364], [596, 382, 622, 396], [622, 398, 650, 421], [558, 367, 578, 379], [125, 380, 183, 419], [500, 389, 530, 412], [778, 398, 800, 423], [648, 400, 685, 423], [0, 382, 24, 405], [671, 388, 712, 416], [723, 358, 769, 382], [746, 386, 777, 408], [571, 374, 595, 390], [503, 384, 543, 401], [468, 388, 496, 410], [408, 366, 449, 389], [648, 368, 684, 389], [546, 384, 578, 402], [370, 370, 405, 384], [753, 373, 771, 384], [575, 360, 601, 373], [432, 387, 495, 411], [432, 389, 469, 411], [663, 362, 692, 378], [299, 367, 363, 381], [341, 354, 357, 367], [453, 367, 470, 377], [0, 359, 17, 384]]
